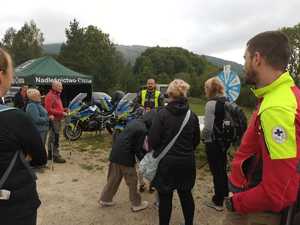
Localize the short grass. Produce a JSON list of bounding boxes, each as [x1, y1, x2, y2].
[[189, 97, 206, 116]]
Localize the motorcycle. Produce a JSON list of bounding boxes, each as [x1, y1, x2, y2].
[[112, 92, 143, 141], [63, 92, 116, 141]]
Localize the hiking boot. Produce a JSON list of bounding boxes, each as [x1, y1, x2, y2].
[[205, 200, 224, 212], [139, 184, 146, 193], [99, 200, 116, 207], [131, 201, 149, 212], [54, 156, 66, 163]]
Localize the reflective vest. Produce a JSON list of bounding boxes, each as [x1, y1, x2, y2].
[[141, 89, 160, 109]]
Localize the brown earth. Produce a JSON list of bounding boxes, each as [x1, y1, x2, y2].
[[36, 133, 225, 225]]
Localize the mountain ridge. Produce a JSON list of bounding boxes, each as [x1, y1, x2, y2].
[[43, 43, 243, 73]]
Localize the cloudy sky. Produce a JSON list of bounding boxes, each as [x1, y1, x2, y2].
[[1, 0, 300, 63]]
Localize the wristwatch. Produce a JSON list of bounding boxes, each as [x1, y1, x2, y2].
[[224, 197, 235, 212]]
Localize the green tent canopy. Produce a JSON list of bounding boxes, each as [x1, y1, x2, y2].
[[14, 56, 92, 85]]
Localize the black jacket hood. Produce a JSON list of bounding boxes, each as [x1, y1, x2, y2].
[[141, 110, 157, 130], [166, 97, 189, 116]]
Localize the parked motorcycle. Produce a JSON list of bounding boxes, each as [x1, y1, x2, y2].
[[63, 92, 118, 141], [112, 92, 143, 141]]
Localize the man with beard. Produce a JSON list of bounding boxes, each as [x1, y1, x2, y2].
[[223, 31, 300, 225], [136, 78, 163, 112]]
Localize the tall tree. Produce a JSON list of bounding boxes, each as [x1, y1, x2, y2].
[[59, 19, 127, 91], [1, 27, 16, 52], [2, 21, 44, 65], [281, 23, 300, 82]]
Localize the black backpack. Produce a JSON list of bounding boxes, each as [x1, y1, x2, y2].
[[214, 101, 248, 146]]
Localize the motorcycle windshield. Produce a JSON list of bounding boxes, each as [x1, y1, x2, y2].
[[92, 92, 113, 112], [68, 93, 88, 110], [115, 93, 137, 117]]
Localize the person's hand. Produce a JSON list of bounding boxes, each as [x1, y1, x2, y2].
[[224, 197, 235, 212], [49, 115, 55, 120], [63, 112, 68, 117], [25, 154, 32, 161]]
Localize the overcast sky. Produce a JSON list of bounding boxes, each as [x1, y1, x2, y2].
[[1, 0, 300, 64]]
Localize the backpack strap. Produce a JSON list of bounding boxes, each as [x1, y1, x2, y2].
[[0, 152, 19, 189], [156, 110, 191, 161], [0, 105, 18, 189]]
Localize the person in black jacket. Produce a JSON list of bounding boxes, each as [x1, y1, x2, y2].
[[0, 48, 47, 225], [14, 84, 28, 110], [99, 111, 156, 212], [148, 79, 200, 225], [202, 77, 230, 212]]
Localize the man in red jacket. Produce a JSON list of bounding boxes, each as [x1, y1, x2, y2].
[[45, 80, 67, 163], [223, 31, 300, 225]]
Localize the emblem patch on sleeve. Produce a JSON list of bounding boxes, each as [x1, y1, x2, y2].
[[272, 126, 287, 144]]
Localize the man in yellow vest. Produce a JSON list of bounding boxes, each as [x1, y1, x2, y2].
[[137, 78, 163, 111]]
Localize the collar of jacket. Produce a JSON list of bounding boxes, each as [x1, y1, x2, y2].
[[50, 89, 61, 96], [252, 71, 294, 98], [28, 100, 41, 104]]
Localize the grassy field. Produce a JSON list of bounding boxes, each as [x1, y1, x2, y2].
[[189, 97, 206, 115]]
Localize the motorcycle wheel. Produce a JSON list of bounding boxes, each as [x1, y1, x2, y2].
[[106, 123, 114, 134], [63, 124, 82, 141]]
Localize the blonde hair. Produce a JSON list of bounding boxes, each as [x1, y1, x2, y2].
[[167, 79, 190, 98], [27, 88, 40, 100], [205, 77, 225, 98]]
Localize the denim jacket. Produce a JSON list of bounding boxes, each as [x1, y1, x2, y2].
[[26, 101, 49, 133]]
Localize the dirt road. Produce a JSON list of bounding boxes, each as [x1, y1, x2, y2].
[[36, 134, 224, 225]]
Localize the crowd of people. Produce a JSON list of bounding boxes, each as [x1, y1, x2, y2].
[[0, 30, 300, 225]]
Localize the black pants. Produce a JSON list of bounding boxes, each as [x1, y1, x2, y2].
[[3, 211, 37, 225], [158, 189, 194, 225], [205, 142, 229, 206], [48, 120, 61, 158]]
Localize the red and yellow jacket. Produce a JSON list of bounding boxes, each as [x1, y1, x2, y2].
[[229, 72, 300, 213]]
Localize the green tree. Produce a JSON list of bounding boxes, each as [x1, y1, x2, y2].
[[1, 27, 16, 52], [281, 23, 300, 83], [59, 19, 129, 92], [2, 21, 44, 65], [133, 47, 208, 92]]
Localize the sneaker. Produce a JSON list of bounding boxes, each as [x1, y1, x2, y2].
[[139, 184, 146, 193], [131, 201, 149, 212], [99, 200, 116, 207], [54, 156, 66, 163], [153, 201, 159, 210], [148, 186, 155, 193], [205, 201, 224, 212]]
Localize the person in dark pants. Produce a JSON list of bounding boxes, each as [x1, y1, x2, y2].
[[45, 81, 67, 163], [136, 78, 164, 111], [148, 79, 200, 225], [100, 111, 156, 212], [26, 88, 52, 147], [0, 48, 47, 225], [202, 77, 230, 211], [14, 84, 28, 110]]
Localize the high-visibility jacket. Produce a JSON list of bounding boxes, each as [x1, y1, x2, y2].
[[229, 72, 300, 213], [141, 89, 160, 109]]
